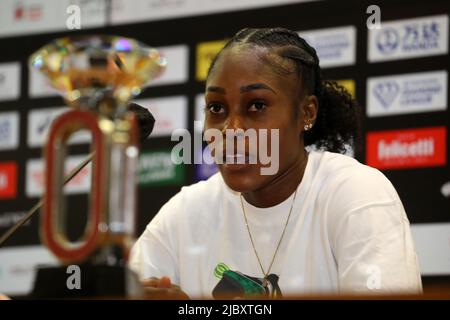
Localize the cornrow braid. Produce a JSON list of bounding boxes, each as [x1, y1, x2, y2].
[[207, 27, 360, 154]]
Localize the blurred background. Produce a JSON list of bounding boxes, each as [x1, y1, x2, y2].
[[0, 0, 448, 297]]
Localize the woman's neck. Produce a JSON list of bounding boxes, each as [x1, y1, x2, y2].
[[242, 150, 308, 208]]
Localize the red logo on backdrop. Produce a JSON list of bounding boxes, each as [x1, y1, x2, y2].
[[14, 2, 42, 21], [0, 162, 18, 199], [366, 127, 447, 170]]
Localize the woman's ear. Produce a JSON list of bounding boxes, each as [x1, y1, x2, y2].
[[301, 95, 318, 132]]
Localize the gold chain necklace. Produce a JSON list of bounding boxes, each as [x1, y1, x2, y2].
[[239, 188, 298, 288]]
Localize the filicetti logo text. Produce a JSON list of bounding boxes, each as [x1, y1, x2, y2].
[[378, 138, 434, 160], [0, 162, 17, 199], [366, 127, 446, 170]]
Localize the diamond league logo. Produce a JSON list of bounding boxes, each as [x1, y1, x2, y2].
[[376, 27, 399, 54], [0, 118, 11, 142], [373, 81, 400, 108]]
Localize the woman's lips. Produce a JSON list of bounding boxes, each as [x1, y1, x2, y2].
[[221, 153, 258, 171], [225, 153, 257, 163]]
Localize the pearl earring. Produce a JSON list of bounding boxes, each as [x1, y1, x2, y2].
[[304, 123, 313, 131]]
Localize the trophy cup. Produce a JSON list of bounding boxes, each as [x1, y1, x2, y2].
[[28, 35, 166, 298]]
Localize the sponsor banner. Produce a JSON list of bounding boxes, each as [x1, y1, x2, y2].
[[367, 70, 447, 117], [26, 155, 92, 197], [1, 0, 317, 37], [411, 223, 450, 275], [66, 0, 107, 28], [366, 127, 447, 170], [134, 96, 188, 138], [196, 39, 227, 81], [0, 0, 106, 38], [145, 45, 189, 87], [0, 0, 58, 38], [27, 107, 91, 147], [299, 26, 356, 68], [0, 112, 19, 151], [111, 0, 315, 25], [138, 149, 184, 186], [0, 62, 21, 101], [442, 181, 450, 198], [195, 93, 205, 132], [28, 67, 59, 98], [368, 15, 449, 62], [0, 211, 29, 229], [0, 162, 17, 199], [0, 245, 60, 296], [335, 79, 355, 98]]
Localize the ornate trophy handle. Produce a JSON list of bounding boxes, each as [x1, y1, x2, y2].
[[43, 110, 107, 263]]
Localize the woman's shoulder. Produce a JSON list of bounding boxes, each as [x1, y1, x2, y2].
[[313, 150, 391, 183], [178, 172, 225, 202], [311, 151, 407, 245], [311, 150, 400, 209], [151, 172, 226, 223]]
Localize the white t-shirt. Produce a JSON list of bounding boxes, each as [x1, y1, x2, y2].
[[129, 151, 422, 298]]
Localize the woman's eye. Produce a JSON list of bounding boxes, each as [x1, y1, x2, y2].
[[248, 101, 267, 112], [207, 103, 225, 114]]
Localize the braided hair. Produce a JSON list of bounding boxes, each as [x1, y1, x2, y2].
[[206, 27, 360, 154]]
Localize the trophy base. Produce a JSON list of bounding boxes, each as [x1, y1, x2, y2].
[[30, 264, 144, 299]]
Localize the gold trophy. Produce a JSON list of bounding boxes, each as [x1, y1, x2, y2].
[[29, 35, 166, 298]]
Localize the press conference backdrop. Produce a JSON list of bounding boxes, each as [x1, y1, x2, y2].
[[0, 0, 448, 296]]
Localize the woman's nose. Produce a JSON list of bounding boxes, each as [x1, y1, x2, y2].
[[222, 114, 246, 133]]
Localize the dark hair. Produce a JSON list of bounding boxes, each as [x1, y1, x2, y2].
[[207, 27, 360, 154]]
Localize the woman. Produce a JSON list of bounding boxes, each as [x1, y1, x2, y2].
[[129, 27, 422, 299]]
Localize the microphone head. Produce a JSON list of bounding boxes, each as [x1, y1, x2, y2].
[[127, 102, 155, 142]]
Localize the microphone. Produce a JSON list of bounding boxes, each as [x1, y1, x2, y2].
[[128, 102, 155, 143], [0, 103, 155, 247]]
